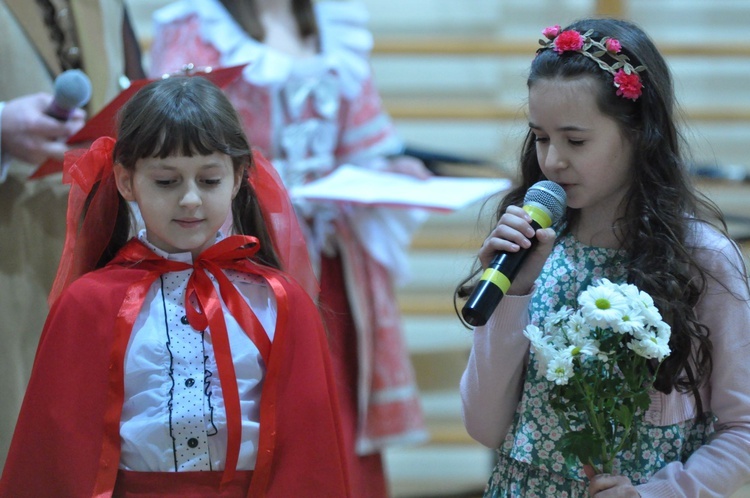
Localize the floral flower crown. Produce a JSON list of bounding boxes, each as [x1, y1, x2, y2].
[[538, 25, 647, 101]]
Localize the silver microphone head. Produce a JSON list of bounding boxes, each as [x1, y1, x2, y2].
[[524, 180, 567, 224], [54, 69, 92, 110]]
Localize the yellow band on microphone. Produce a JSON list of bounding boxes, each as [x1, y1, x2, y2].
[[523, 204, 553, 229], [479, 267, 511, 294]]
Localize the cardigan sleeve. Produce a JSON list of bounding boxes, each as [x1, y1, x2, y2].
[[636, 226, 750, 497], [460, 292, 534, 449]]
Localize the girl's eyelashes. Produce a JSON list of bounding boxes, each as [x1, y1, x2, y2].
[[152, 177, 223, 187], [532, 136, 585, 146]]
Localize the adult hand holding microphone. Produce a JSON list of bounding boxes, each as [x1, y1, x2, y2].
[[1, 70, 91, 165], [462, 181, 566, 327]]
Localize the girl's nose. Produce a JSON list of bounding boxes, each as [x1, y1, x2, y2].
[[179, 183, 202, 207], [544, 145, 566, 170]]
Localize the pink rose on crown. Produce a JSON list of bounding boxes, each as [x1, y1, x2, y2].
[[553, 30, 584, 53], [614, 69, 643, 100], [542, 25, 562, 40], [605, 38, 622, 53]]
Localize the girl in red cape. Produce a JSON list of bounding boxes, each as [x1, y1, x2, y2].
[[0, 76, 350, 497]]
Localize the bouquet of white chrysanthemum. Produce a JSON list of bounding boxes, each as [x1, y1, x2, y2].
[[523, 278, 671, 474]]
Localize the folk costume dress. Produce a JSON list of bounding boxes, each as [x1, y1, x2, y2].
[[150, 1, 429, 494], [0, 138, 350, 497], [461, 229, 750, 497]]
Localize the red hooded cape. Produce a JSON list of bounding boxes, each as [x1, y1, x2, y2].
[[0, 239, 350, 497]]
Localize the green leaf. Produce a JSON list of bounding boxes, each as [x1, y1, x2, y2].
[[633, 391, 651, 413], [615, 404, 633, 431]]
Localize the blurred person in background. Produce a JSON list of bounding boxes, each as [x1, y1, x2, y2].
[[0, 0, 144, 472], [149, 0, 430, 495]]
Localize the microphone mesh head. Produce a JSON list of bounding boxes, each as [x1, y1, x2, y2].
[[524, 180, 567, 223], [54, 69, 92, 110]]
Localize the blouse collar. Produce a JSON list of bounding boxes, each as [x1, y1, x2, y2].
[[137, 229, 224, 264]]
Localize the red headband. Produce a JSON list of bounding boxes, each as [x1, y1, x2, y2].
[[538, 25, 647, 101]]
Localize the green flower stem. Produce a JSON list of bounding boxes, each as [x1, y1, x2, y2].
[[597, 352, 622, 474], [586, 458, 603, 475], [575, 374, 612, 464]]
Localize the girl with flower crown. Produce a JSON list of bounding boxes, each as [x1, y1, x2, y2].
[[456, 18, 750, 497], [0, 76, 351, 497]]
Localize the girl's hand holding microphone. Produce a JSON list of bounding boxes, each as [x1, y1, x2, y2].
[[462, 180, 566, 327], [480, 205, 557, 297]]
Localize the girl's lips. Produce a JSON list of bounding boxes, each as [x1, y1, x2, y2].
[[174, 219, 204, 228]]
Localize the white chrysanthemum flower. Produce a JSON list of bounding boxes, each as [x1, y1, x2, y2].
[[523, 324, 544, 344], [579, 280, 629, 328], [524, 324, 557, 372], [619, 283, 642, 302], [545, 351, 575, 385], [640, 304, 663, 324], [627, 331, 671, 361], [612, 306, 646, 336], [655, 319, 671, 338], [636, 289, 656, 309], [566, 337, 600, 358], [633, 316, 672, 342], [564, 312, 592, 343], [653, 320, 672, 349], [544, 305, 574, 328], [620, 283, 654, 306], [626, 338, 649, 358], [621, 284, 662, 323]]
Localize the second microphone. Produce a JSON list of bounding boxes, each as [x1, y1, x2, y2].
[[462, 180, 567, 327]]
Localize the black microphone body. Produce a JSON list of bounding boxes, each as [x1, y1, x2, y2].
[[462, 220, 543, 326], [461, 181, 566, 327], [45, 69, 92, 121]]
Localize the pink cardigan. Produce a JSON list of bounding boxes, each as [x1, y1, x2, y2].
[[461, 222, 750, 496]]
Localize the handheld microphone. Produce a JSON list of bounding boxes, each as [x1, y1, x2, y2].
[[461, 180, 567, 327], [45, 69, 92, 121]]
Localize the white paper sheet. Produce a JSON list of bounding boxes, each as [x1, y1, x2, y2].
[[290, 165, 512, 212]]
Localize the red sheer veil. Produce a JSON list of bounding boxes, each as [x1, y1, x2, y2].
[[49, 137, 319, 305]]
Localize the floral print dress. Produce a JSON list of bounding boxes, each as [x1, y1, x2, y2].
[[484, 232, 713, 497]]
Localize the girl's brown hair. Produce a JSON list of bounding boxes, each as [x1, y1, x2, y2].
[[99, 76, 281, 269]]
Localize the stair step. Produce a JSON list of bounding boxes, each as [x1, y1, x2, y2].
[[384, 444, 491, 498]]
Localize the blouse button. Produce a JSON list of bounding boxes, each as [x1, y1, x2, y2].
[[180, 315, 189, 325], [187, 438, 199, 448], [185, 378, 195, 387]]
